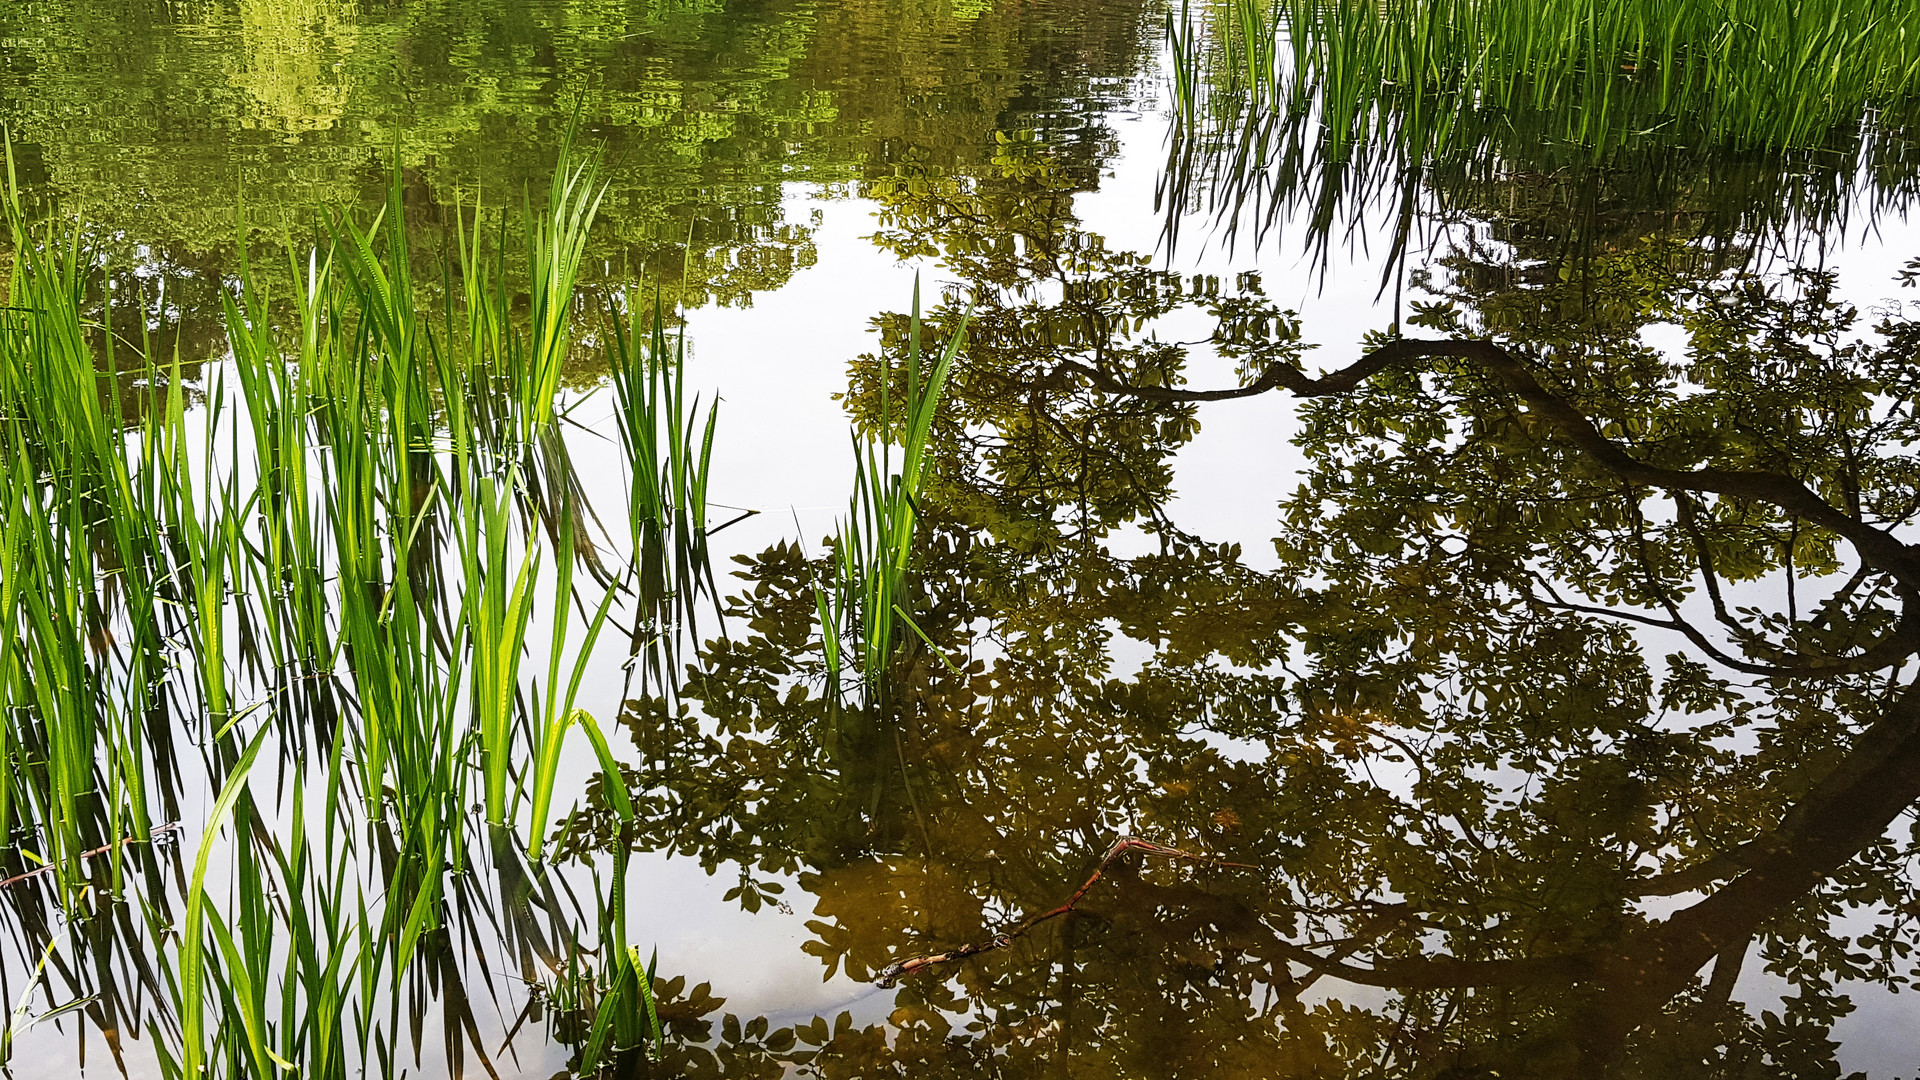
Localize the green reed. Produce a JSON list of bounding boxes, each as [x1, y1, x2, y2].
[[1166, 0, 1203, 128], [1161, 0, 1920, 269], [229, 253, 332, 691], [526, 496, 622, 864], [0, 138, 697, 1075], [571, 707, 661, 1072], [461, 472, 541, 829], [170, 725, 268, 1080], [0, 165, 162, 906], [1189, 0, 1920, 152], [817, 279, 970, 708], [523, 130, 606, 437], [7, 464, 106, 909], [606, 295, 723, 692]]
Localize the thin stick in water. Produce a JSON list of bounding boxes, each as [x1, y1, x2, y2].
[[873, 836, 1254, 987]]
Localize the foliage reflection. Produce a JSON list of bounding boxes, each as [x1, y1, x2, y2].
[[558, 150, 1920, 1077]]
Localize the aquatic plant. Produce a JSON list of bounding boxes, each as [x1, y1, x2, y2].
[[1179, 0, 1920, 151], [606, 295, 725, 695], [1161, 0, 1920, 270], [817, 278, 971, 709], [0, 140, 699, 1074]]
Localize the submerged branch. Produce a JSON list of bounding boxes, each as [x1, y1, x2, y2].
[[873, 836, 1254, 987]]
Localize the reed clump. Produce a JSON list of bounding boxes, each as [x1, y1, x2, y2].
[[606, 295, 725, 697], [0, 139, 710, 1074], [1182, 0, 1920, 154], [1161, 0, 1920, 266], [816, 279, 971, 710]]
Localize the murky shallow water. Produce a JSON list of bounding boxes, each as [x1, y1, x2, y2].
[[4, 1, 1920, 1077]]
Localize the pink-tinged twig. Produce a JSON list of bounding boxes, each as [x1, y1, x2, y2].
[[874, 836, 1254, 987]]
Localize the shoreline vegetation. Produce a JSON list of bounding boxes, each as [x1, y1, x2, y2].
[[0, 128, 967, 1074], [0, 142, 701, 1076], [1162, 0, 1920, 274]]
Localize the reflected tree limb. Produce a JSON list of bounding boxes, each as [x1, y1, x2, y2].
[[1049, 330, 1920, 1071], [1058, 335, 1920, 596]]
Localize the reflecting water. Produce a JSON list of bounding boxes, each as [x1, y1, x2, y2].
[[0, 0, 1145, 311], [3, 0, 1920, 1078]]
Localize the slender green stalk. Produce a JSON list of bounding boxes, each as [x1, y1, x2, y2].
[[819, 278, 971, 708], [175, 726, 271, 1080], [606, 296, 725, 690], [460, 473, 542, 828], [522, 130, 605, 436], [526, 499, 621, 862]]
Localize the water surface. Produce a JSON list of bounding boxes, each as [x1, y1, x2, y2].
[[4, 1, 1920, 1077]]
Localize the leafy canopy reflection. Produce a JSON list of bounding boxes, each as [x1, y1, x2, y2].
[[556, 153, 1920, 1078]]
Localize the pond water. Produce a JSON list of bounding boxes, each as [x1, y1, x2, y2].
[[4, 1, 1920, 1077]]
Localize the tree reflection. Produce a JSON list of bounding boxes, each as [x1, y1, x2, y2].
[[556, 153, 1920, 1077], [0, 0, 1153, 335]]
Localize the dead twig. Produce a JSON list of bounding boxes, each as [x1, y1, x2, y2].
[[874, 836, 1255, 987], [0, 823, 181, 889]]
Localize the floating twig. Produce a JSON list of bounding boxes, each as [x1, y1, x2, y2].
[[874, 836, 1254, 987], [0, 823, 181, 889]]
